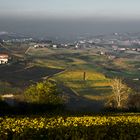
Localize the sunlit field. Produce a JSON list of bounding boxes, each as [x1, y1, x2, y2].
[[55, 70, 112, 100]]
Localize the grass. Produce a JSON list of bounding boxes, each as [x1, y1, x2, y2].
[[54, 70, 112, 100]]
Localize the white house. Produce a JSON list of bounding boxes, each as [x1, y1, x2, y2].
[[53, 45, 57, 48], [118, 48, 126, 51], [0, 54, 9, 64]]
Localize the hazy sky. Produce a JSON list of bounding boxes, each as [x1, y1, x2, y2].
[[0, 0, 140, 19], [0, 0, 140, 38]]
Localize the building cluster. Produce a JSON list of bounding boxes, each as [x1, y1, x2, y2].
[[112, 45, 140, 52], [0, 54, 9, 64]]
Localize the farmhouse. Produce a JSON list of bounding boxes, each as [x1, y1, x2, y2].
[[118, 48, 126, 51], [0, 54, 9, 64]]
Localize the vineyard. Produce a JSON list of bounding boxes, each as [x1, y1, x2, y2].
[[0, 114, 140, 139]]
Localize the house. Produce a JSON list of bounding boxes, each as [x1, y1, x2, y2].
[[53, 45, 57, 48], [136, 48, 140, 52], [0, 54, 9, 64], [108, 55, 116, 60], [118, 48, 126, 51], [97, 51, 105, 55], [112, 45, 118, 51], [34, 44, 45, 48], [75, 45, 79, 49]]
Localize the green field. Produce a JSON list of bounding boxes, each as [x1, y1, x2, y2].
[[27, 48, 112, 101], [54, 70, 111, 100]]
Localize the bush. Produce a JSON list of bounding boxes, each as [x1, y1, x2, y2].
[[24, 80, 63, 105]]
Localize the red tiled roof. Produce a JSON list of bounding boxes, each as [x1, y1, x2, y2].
[[0, 54, 9, 58]]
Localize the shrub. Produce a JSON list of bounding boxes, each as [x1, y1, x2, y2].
[[24, 80, 63, 105]]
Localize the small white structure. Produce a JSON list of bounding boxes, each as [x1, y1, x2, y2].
[[34, 44, 39, 48], [98, 51, 105, 55], [112, 45, 118, 50], [53, 45, 57, 48], [34, 44, 45, 48], [2, 94, 14, 98], [133, 78, 139, 81], [0, 54, 9, 64], [118, 48, 126, 51], [75, 45, 79, 49]]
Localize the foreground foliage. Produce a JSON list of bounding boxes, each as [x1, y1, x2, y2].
[[0, 114, 140, 140]]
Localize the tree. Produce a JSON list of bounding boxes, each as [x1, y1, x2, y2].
[[0, 38, 3, 44], [128, 93, 140, 110], [109, 78, 131, 108], [24, 80, 63, 105]]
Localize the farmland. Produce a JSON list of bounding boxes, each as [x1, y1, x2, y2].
[[0, 44, 140, 111], [28, 47, 140, 94], [0, 42, 140, 139]]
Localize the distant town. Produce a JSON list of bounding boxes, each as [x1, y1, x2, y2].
[[1, 32, 140, 65]]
